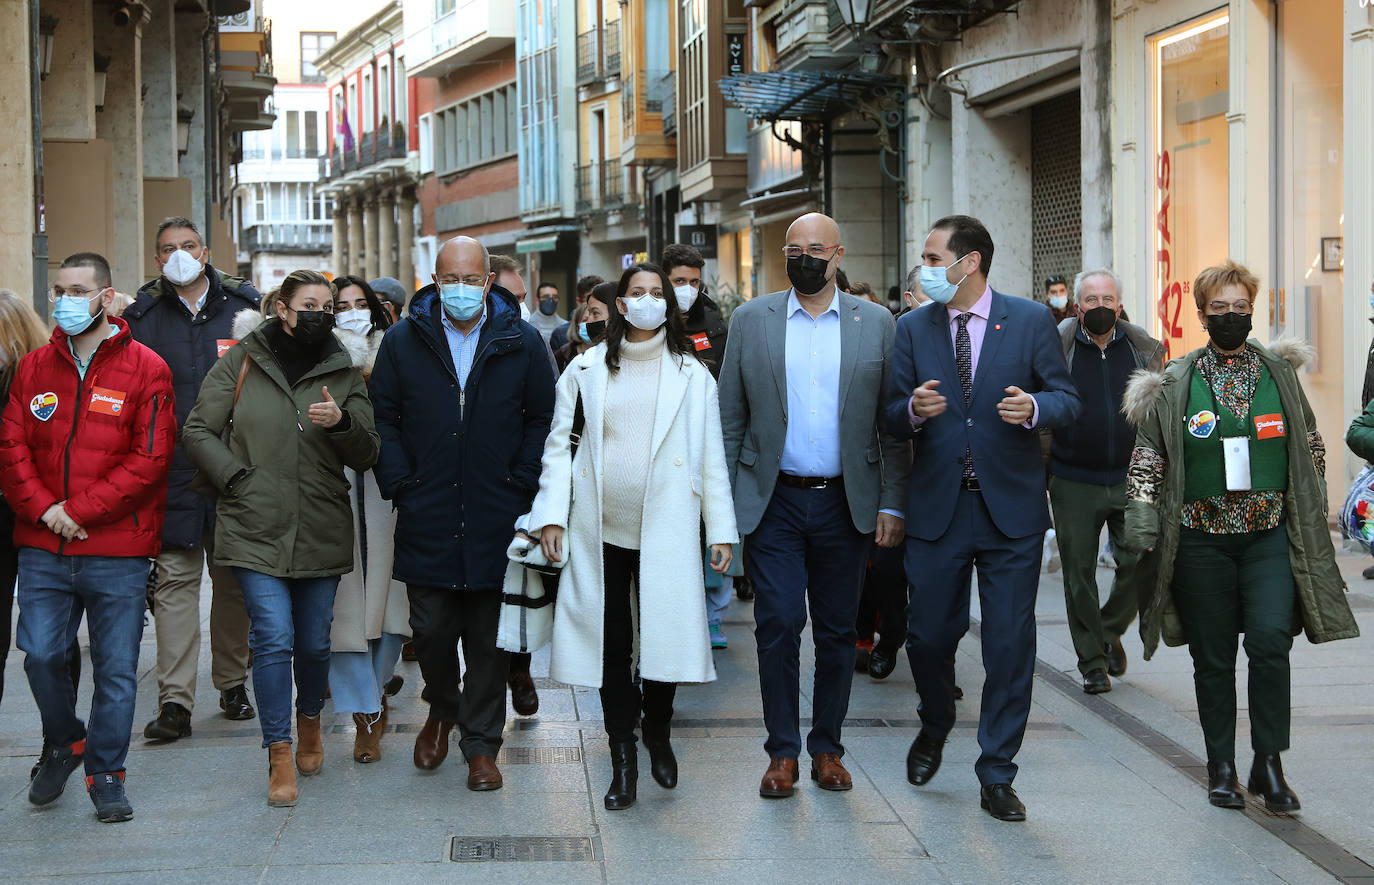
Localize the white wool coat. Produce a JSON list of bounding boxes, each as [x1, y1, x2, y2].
[[526, 342, 738, 688]]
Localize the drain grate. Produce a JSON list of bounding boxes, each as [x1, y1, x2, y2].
[[450, 835, 600, 863], [497, 746, 582, 764]]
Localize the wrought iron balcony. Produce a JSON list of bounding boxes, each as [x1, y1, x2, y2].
[[603, 19, 621, 79], [576, 29, 602, 85], [241, 222, 332, 254], [575, 159, 634, 215]]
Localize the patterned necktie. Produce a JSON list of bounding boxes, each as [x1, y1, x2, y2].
[[956, 312, 974, 482]]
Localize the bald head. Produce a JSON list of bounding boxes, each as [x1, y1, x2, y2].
[[435, 236, 490, 281], [786, 212, 842, 248], [784, 212, 844, 299]]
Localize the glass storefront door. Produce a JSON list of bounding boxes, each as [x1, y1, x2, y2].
[[1149, 10, 1230, 359]]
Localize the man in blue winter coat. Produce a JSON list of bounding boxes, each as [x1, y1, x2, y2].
[[369, 235, 556, 792]]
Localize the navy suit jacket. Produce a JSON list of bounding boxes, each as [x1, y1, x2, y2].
[[884, 290, 1080, 541]]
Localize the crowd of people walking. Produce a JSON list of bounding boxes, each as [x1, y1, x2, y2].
[[0, 210, 1359, 826]]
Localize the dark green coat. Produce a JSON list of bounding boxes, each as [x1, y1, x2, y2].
[[1121, 338, 1358, 659], [183, 315, 380, 578], [1345, 398, 1374, 461]]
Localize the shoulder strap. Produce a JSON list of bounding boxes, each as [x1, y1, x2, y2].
[[569, 387, 585, 457], [228, 354, 250, 420]]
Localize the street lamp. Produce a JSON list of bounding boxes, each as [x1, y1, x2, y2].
[[177, 103, 195, 155], [38, 14, 58, 80], [834, 0, 873, 38], [93, 52, 110, 110]]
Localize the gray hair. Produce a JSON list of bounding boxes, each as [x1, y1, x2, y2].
[[904, 264, 921, 295], [1073, 268, 1123, 303]]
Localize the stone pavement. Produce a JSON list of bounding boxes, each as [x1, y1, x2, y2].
[[2, 545, 1373, 884]]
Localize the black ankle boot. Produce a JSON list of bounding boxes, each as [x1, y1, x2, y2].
[[641, 727, 677, 790], [1247, 753, 1300, 813], [1206, 760, 1244, 809], [604, 740, 637, 810]]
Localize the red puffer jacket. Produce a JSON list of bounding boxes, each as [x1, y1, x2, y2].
[[0, 318, 176, 557]]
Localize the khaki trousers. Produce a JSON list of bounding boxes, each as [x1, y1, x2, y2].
[[151, 541, 251, 710]]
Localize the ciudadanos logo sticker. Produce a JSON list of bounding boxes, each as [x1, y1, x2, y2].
[[30, 392, 58, 422]]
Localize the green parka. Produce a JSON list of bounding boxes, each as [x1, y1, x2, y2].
[[1345, 398, 1374, 461], [1121, 337, 1358, 659], [183, 313, 380, 578]]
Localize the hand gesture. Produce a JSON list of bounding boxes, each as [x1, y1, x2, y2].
[[997, 386, 1034, 425], [875, 512, 904, 548], [309, 385, 342, 428], [910, 379, 946, 419], [709, 544, 733, 574], [539, 525, 565, 563], [41, 502, 88, 542]]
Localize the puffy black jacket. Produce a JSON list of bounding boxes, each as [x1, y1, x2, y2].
[[684, 292, 729, 379], [369, 285, 556, 590], [124, 267, 261, 548]]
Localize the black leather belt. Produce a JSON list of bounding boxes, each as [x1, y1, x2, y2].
[[960, 476, 981, 492], [777, 473, 842, 490]]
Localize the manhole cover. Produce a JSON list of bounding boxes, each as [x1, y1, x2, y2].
[[497, 746, 582, 764], [450, 835, 600, 862]]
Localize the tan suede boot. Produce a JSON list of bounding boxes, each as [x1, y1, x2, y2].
[[296, 712, 324, 776], [352, 706, 383, 763], [267, 742, 298, 806]]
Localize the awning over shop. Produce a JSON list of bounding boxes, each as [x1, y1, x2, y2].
[[515, 235, 560, 254], [718, 70, 900, 121]]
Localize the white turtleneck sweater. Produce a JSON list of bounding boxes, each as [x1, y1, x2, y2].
[[600, 329, 666, 549]]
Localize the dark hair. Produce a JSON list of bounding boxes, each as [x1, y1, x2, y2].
[[536, 280, 559, 296], [575, 275, 604, 299], [660, 243, 705, 275], [604, 263, 693, 373], [588, 280, 618, 312], [931, 214, 994, 277], [60, 252, 113, 288], [834, 268, 851, 293], [156, 216, 203, 248], [333, 274, 393, 332], [1044, 274, 1067, 292]]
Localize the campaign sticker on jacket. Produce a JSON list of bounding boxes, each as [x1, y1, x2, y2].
[[690, 332, 712, 352], [216, 339, 237, 358], [1254, 413, 1286, 439], [88, 387, 127, 416], [1188, 409, 1217, 439], [29, 392, 58, 422]]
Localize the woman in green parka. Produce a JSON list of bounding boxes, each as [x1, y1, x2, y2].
[[183, 269, 379, 808], [1121, 260, 1357, 814]]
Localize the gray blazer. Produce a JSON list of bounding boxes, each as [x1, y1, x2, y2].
[[718, 289, 911, 536]]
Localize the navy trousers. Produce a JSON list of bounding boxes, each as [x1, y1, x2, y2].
[[904, 488, 1041, 786], [747, 483, 870, 760]]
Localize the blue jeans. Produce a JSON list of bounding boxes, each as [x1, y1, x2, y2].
[[16, 550, 150, 775], [232, 569, 339, 747]]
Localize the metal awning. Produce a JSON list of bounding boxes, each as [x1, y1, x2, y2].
[[515, 235, 560, 254], [718, 71, 900, 121]]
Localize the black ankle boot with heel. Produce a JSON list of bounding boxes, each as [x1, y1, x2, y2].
[[605, 740, 638, 810], [1248, 753, 1300, 813], [640, 725, 677, 789], [1206, 760, 1244, 809]]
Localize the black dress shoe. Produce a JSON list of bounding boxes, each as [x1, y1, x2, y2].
[[219, 685, 256, 721], [980, 783, 1026, 821], [144, 702, 192, 741], [735, 573, 755, 600], [854, 645, 872, 673], [1082, 668, 1112, 694], [1207, 760, 1245, 809], [906, 730, 944, 786], [508, 670, 540, 717], [868, 645, 897, 680], [1105, 639, 1127, 677], [383, 674, 404, 696], [1247, 753, 1301, 813], [1363, 564, 1374, 580], [954, 684, 964, 701]]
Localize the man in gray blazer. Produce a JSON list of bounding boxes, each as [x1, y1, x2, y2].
[[718, 212, 910, 800]]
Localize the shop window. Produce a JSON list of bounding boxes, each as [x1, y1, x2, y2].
[[1150, 11, 1229, 359]]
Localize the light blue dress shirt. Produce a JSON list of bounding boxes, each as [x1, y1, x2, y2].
[[441, 306, 486, 390], [780, 289, 843, 477]]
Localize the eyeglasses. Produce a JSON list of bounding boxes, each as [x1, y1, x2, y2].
[[782, 245, 840, 260], [437, 275, 489, 287], [49, 286, 105, 302], [1207, 300, 1252, 315]]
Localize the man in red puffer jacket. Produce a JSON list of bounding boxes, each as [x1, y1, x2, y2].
[[0, 252, 176, 824]]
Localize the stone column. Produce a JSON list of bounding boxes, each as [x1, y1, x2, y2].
[[331, 199, 347, 275], [141, 0, 177, 178], [377, 188, 397, 279], [41, 0, 97, 140], [363, 192, 380, 281], [0, 0, 34, 289], [1079, 0, 1113, 271], [174, 10, 206, 223], [396, 186, 416, 293], [95, 2, 151, 294], [346, 194, 364, 277]]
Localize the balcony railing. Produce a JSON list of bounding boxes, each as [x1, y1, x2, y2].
[[325, 127, 407, 179], [603, 20, 621, 79], [659, 71, 676, 135], [576, 29, 602, 85], [241, 222, 332, 254], [575, 159, 634, 214]]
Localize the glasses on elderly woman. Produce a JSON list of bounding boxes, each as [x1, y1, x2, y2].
[[1206, 300, 1252, 315]]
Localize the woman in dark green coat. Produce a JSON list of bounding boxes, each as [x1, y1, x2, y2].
[[1122, 261, 1357, 814], [184, 270, 379, 807]]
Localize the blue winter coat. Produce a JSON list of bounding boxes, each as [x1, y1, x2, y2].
[[124, 266, 261, 549], [369, 285, 556, 590]]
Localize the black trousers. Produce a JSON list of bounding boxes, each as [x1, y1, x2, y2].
[[600, 544, 676, 744], [405, 586, 508, 760], [856, 543, 909, 652]]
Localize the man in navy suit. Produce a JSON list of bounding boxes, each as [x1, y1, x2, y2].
[[884, 215, 1080, 821]]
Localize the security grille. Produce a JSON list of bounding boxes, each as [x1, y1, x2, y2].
[[450, 836, 601, 862], [1031, 91, 1082, 300]]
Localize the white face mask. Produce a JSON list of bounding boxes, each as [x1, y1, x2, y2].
[[163, 248, 205, 287], [335, 308, 372, 337], [622, 293, 669, 331], [673, 283, 699, 312]]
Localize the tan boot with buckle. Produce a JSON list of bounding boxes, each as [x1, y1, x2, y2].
[[267, 742, 298, 806], [296, 712, 324, 776], [353, 699, 386, 764]]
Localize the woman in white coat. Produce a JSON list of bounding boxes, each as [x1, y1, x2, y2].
[[530, 263, 738, 811]]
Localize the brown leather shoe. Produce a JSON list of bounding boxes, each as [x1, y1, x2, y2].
[[810, 753, 853, 791], [759, 757, 799, 798], [508, 670, 539, 717], [413, 716, 452, 771], [466, 754, 504, 791]]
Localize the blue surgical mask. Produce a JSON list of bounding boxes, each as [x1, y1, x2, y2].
[[1049, 295, 1068, 310], [579, 319, 606, 343], [439, 282, 485, 321], [53, 291, 105, 336], [918, 254, 971, 305]]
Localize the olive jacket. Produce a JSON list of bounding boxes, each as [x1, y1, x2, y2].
[[1120, 337, 1358, 659], [182, 313, 380, 578]]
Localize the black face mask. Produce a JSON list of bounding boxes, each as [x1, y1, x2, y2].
[[786, 254, 830, 296], [539, 298, 558, 316], [1205, 312, 1252, 351], [1081, 306, 1118, 337], [583, 319, 607, 341], [289, 309, 336, 346]]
